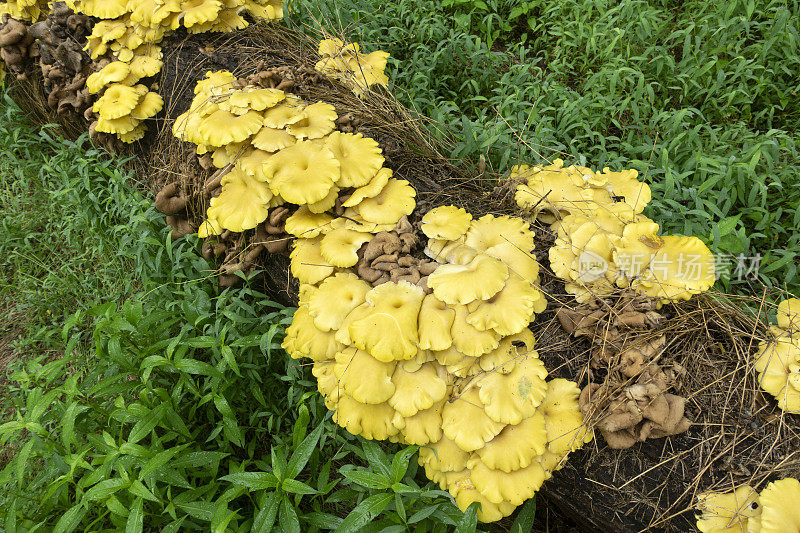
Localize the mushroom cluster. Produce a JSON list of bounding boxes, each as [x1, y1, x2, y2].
[[0, 0, 48, 22], [512, 158, 651, 223], [549, 202, 715, 304], [64, 0, 285, 142], [696, 477, 800, 533], [28, 2, 95, 116], [315, 38, 389, 97], [0, 14, 35, 80], [754, 298, 800, 414], [509, 158, 715, 304]]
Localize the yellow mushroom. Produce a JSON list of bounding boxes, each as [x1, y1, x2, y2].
[[696, 485, 761, 533], [263, 141, 340, 205], [289, 237, 335, 285], [325, 132, 385, 188], [333, 347, 397, 404], [354, 178, 416, 225], [421, 206, 473, 241], [757, 478, 800, 533]]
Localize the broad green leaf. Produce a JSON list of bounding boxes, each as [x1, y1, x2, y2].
[[220, 471, 279, 490], [510, 498, 537, 533], [125, 497, 144, 533], [334, 493, 393, 533], [279, 497, 301, 533], [53, 503, 87, 533], [252, 491, 280, 532], [84, 478, 129, 501], [286, 421, 324, 480], [454, 502, 479, 532], [390, 446, 418, 483]]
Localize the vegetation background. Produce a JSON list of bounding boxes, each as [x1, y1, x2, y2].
[[0, 0, 797, 530]]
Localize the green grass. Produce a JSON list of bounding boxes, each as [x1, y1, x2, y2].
[[295, 0, 800, 295]]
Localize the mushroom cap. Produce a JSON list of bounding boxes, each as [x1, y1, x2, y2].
[[469, 458, 547, 506], [251, 126, 296, 152], [393, 400, 444, 445], [428, 253, 509, 306], [464, 214, 535, 252], [600, 167, 651, 213], [285, 102, 338, 140], [777, 298, 800, 332], [758, 478, 800, 533], [441, 387, 505, 452], [284, 207, 333, 238], [206, 167, 272, 232], [448, 471, 517, 523], [130, 91, 164, 120], [235, 148, 273, 181], [388, 362, 447, 417], [636, 235, 716, 302], [332, 393, 399, 440], [421, 206, 473, 240], [118, 123, 148, 144], [538, 378, 593, 456], [483, 241, 541, 286], [754, 337, 800, 413], [479, 329, 537, 374], [418, 435, 470, 474], [307, 273, 370, 331], [198, 109, 264, 147], [474, 410, 547, 472], [311, 361, 340, 407], [261, 96, 306, 128], [354, 178, 416, 225], [323, 131, 385, 188], [450, 305, 500, 359], [282, 305, 343, 362], [182, 0, 224, 27], [333, 347, 397, 404], [342, 167, 392, 207], [466, 274, 541, 336], [79, 0, 128, 18], [194, 70, 236, 98], [223, 87, 285, 113], [95, 115, 141, 135], [418, 293, 456, 351], [696, 485, 761, 533], [93, 83, 144, 120], [477, 355, 548, 425], [289, 237, 335, 285], [320, 227, 372, 267], [129, 55, 163, 80], [86, 61, 130, 94], [613, 219, 664, 278], [263, 141, 340, 205], [348, 281, 425, 362]]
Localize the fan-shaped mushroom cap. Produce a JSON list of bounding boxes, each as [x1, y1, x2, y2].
[[479, 329, 537, 374], [205, 168, 272, 232], [224, 87, 285, 114], [418, 293, 456, 351], [181, 0, 223, 27], [130, 91, 164, 120], [251, 126, 296, 152], [777, 298, 800, 332], [333, 347, 396, 404], [234, 148, 272, 181], [469, 458, 547, 506], [538, 378, 593, 456], [78, 0, 128, 18], [285, 207, 333, 238], [477, 355, 548, 425], [96, 115, 141, 135], [513, 160, 597, 222], [263, 141, 340, 205], [285, 102, 337, 140], [129, 55, 163, 80], [482, 241, 541, 287], [354, 178, 416, 225], [389, 362, 447, 417], [118, 124, 148, 144], [307, 273, 370, 331], [348, 281, 425, 362], [332, 393, 399, 440], [418, 434, 470, 474], [324, 131, 385, 188], [600, 167, 650, 213], [289, 237, 335, 285], [393, 399, 444, 445], [261, 95, 306, 128], [320, 227, 372, 267], [466, 274, 541, 336], [465, 214, 534, 252], [474, 410, 547, 473], [450, 305, 500, 358], [86, 62, 130, 94], [194, 70, 236, 98], [92, 83, 144, 120], [696, 485, 761, 533], [312, 361, 340, 408], [197, 109, 264, 147], [754, 337, 800, 413], [613, 220, 663, 277], [420, 206, 472, 240], [636, 235, 716, 302], [757, 478, 800, 533], [282, 305, 342, 362], [442, 387, 505, 452], [428, 253, 509, 306], [448, 471, 517, 522], [342, 167, 391, 207]]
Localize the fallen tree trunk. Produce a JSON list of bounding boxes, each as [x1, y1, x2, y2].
[[8, 20, 800, 533]]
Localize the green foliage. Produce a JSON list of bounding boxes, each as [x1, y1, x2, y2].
[[0, 100, 482, 531], [294, 0, 800, 295]]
